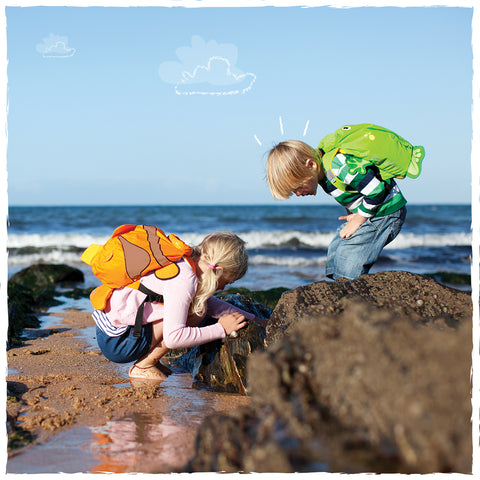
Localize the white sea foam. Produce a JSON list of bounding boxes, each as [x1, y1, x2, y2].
[[249, 254, 327, 268], [7, 233, 109, 249], [7, 230, 472, 251], [7, 251, 86, 266], [386, 232, 472, 249]]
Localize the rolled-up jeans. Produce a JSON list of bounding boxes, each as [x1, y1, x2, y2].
[[326, 206, 406, 280]]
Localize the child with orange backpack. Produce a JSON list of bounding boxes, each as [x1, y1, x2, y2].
[[82, 227, 264, 381]]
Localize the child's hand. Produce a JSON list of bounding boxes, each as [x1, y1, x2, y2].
[[339, 213, 367, 238], [219, 312, 247, 336]]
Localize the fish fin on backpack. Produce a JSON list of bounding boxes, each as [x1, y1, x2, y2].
[[90, 283, 115, 311], [407, 146, 425, 179], [80, 243, 103, 266]]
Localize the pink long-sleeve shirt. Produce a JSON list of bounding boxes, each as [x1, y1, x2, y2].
[[104, 258, 254, 349]]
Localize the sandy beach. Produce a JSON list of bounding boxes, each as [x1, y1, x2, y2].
[[6, 308, 250, 474]]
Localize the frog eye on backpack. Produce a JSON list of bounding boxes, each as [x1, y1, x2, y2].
[[342, 126, 351, 130]]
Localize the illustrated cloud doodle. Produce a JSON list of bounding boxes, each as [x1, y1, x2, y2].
[[158, 35, 256, 95], [36, 34, 76, 58]]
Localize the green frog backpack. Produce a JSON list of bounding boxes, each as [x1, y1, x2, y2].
[[317, 124, 425, 190]]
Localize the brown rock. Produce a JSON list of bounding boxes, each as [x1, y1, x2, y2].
[[266, 271, 470, 345], [190, 272, 473, 473]]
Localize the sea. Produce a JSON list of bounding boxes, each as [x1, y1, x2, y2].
[[7, 204, 473, 292]]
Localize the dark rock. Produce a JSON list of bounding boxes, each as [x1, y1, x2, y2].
[[190, 272, 473, 473], [7, 413, 34, 451], [219, 287, 288, 310], [188, 406, 303, 473], [216, 293, 274, 319], [425, 271, 472, 288], [7, 284, 40, 348], [7, 264, 85, 347], [191, 320, 266, 394], [9, 264, 84, 299], [61, 286, 95, 300], [172, 293, 272, 394]]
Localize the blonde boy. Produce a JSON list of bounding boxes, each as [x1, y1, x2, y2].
[[266, 138, 407, 280]]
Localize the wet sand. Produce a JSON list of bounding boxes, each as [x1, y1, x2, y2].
[[6, 309, 250, 474]]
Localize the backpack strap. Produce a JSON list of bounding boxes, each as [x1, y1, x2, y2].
[[133, 284, 164, 338], [320, 148, 355, 193]]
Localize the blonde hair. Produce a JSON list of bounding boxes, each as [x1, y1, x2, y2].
[[190, 232, 248, 317], [266, 140, 319, 200]]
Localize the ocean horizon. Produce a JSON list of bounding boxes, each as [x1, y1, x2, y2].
[[7, 202, 473, 207], [7, 203, 472, 291]]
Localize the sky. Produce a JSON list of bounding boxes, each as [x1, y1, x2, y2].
[[2, 1, 477, 206], [1, 3, 479, 470]]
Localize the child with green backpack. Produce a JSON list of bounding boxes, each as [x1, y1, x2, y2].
[[266, 123, 425, 280]]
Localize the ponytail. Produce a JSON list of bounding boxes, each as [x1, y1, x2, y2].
[[190, 232, 248, 317]]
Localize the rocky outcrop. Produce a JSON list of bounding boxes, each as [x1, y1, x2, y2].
[[8, 264, 85, 347], [9, 264, 84, 300], [266, 271, 471, 346], [189, 271, 473, 473]]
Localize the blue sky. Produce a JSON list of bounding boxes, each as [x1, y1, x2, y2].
[[4, 3, 475, 206]]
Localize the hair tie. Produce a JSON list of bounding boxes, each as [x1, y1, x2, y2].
[[208, 263, 216, 270]]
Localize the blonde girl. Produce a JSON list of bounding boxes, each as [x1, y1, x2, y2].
[[94, 232, 263, 381]]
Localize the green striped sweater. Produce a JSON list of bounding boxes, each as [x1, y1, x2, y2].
[[318, 152, 407, 217]]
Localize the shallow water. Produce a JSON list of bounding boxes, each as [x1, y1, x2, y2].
[[8, 372, 242, 474], [7, 298, 249, 474]]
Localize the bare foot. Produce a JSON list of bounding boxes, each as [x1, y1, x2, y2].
[[129, 363, 167, 381]]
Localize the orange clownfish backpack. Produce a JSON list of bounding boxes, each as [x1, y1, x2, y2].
[[81, 224, 194, 337]]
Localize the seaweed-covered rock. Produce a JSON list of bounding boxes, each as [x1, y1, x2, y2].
[[425, 271, 472, 289], [220, 287, 289, 310], [7, 283, 41, 348], [9, 264, 84, 301], [7, 264, 85, 347], [192, 320, 266, 394], [173, 293, 272, 394], [189, 272, 473, 473]]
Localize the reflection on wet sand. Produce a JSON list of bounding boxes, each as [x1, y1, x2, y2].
[[89, 372, 249, 473], [7, 371, 250, 474], [90, 413, 195, 473]]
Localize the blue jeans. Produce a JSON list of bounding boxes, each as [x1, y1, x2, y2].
[[326, 206, 406, 280], [96, 323, 153, 364]]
